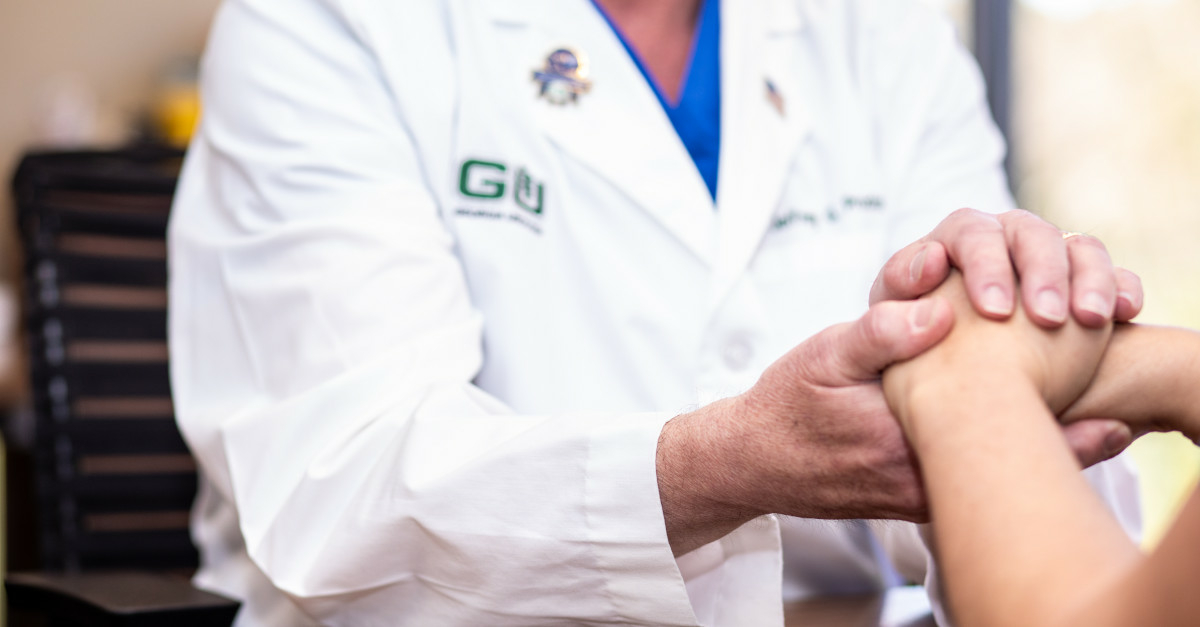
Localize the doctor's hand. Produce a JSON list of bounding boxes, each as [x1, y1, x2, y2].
[[656, 295, 1135, 557], [656, 298, 951, 556], [870, 209, 1143, 329]]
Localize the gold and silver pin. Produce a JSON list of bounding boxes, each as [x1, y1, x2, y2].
[[533, 48, 592, 105]]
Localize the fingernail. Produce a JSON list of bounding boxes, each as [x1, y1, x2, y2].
[[909, 299, 934, 331], [1034, 288, 1067, 324], [1080, 291, 1114, 319], [981, 284, 1011, 316], [1103, 425, 1132, 458], [1117, 290, 1139, 312], [909, 247, 927, 283]]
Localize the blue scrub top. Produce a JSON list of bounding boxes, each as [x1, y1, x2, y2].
[[591, 0, 722, 200]]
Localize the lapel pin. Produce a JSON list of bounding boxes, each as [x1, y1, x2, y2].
[[533, 48, 592, 105], [765, 78, 786, 117]]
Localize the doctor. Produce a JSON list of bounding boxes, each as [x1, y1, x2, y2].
[[169, 0, 1143, 625]]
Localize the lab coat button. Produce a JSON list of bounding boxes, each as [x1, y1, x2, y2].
[[722, 338, 753, 371]]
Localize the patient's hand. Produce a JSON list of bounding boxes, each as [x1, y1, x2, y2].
[[884, 271, 1113, 434]]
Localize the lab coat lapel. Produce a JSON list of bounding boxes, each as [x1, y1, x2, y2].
[[473, 0, 718, 265], [711, 0, 812, 306]]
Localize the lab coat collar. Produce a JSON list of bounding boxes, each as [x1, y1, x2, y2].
[[475, 0, 719, 266], [472, 0, 811, 276], [765, 0, 806, 35], [482, 0, 806, 32]]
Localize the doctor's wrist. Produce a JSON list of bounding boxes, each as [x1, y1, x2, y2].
[[656, 398, 762, 556]]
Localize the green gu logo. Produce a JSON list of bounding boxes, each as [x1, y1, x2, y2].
[[458, 159, 545, 215]]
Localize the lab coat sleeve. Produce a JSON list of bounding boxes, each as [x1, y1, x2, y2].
[[859, 3, 1143, 622], [168, 0, 703, 624]]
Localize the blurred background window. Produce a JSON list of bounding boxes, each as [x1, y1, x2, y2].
[[920, 0, 1200, 547], [1011, 0, 1200, 547]]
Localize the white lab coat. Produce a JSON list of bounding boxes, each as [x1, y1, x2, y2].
[[169, 0, 1142, 625]]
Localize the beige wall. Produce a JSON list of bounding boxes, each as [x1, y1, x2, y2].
[[0, 0, 221, 189], [0, 0, 221, 401]]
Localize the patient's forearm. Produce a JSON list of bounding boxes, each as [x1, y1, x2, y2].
[[901, 323, 1200, 627], [886, 271, 1200, 626], [1064, 324, 1200, 441], [906, 375, 1141, 627]]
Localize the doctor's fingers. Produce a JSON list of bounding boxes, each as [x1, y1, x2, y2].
[[999, 209, 1073, 327], [1113, 267, 1143, 322], [1060, 418, 1134, 469], [1065, 249, 1144, 325], [1051, 233, 1142, 325], [928, 208, 1021, 321], [1059, 232, 1120, 328], [868, 240, 951, 305], [1000, 211, 1138, 328], [829, 297, 955, 383]]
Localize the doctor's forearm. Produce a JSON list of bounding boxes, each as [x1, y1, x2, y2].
[[657, 399, 762, 557]]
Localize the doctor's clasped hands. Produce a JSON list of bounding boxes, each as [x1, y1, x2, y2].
[[655, 208, 1142, 557]]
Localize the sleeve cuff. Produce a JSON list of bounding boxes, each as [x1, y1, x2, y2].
[[585, 412, 784, 627]]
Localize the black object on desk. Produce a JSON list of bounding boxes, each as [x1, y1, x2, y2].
[[7, 147, 238, 626]]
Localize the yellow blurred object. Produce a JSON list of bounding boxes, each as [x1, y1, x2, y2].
[[154, 83, 200, 148], [152, 58, 202, 148], [1131, 432, 1200, 550]]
